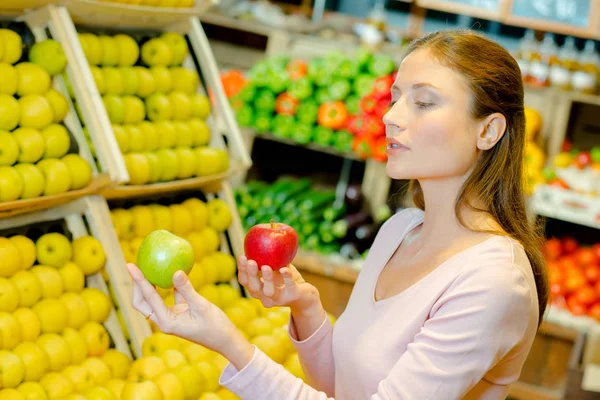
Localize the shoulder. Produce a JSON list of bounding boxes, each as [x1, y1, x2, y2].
[[378, 207, 424, 235]]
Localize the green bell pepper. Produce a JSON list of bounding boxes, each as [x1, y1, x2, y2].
[[250, 62, 269, 87], [313, 126, 334, 147], [296, 100, 319, 125], [336, 59, 360, 80], [345, 95, 361, 115], [253, 111, 272, 134], [238, 84, 257, 103], [272, 114, 295, 139], [315, 88, 331, 105], [253, 90, 276, 113], [333, 129, 353, 153], [291, 123, 313, 144], [328, 79, 352, 101], [288, 77, 313, 100], [235, 104, 254, 127], [353, 74, 376, 97], [368, 54, 396, 77], [266, 68, 290, 94]]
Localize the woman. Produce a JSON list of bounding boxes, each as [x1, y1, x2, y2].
[[129, 29, 548, 399]]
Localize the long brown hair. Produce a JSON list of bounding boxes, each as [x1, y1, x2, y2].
[[405, 29, 548, 324]]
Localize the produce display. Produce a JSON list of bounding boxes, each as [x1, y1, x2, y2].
[[523, 106, 546, 195], [0, 25, 94, 202], [72, 31, 229, 185], [226, 49, 396, 161], [542, 142, 600, 195], [545, 237, 600, 322], [235, 177, 392, 259], [98, 0, 196, 8]]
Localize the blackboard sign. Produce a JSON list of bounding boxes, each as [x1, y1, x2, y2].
[[435, 0, 500, 12], [511, 0, 591, 28]]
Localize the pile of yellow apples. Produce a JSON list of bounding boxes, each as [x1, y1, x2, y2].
[[98, 0, 196, 8], [76, 31, 228, 186], [0, 231, 126, 399], [0, 29, 93, 202], [523, 106, 546, 195]]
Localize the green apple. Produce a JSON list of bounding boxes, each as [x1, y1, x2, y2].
[[14, 163, 45, 199], [0, 63, 17, 95], [45, 89, 70, 123], [169, 92, 192, 120], [175, 147, 195, 179], [0, 29, 23, 64], [145, 93, 172, 121], [155, 148, 179, 181], [0, 94, 20, 131], [41, 124, 71, 158], [103, 67, 125, 95], [15, 62, 51, 96], [99, 35, 119, 67], [191, 94, 211, 119], [90, 66, 106, 95], [188, 119, 211, 146], [195, 147, 221, 177], [137, 230, 194, 288], [37, 159, 72, 195], [150, 66, 172, 93], [134, 67, 156, 98], [155, 121, 177, 149], [143, 152, 161, 183], [62, 154, 92, 190], [18, 95, 53, 130], [173, 121, 193, 148], [160, 32, 188, 66], [114, 34, 139, 67], [125, 125, 145, 152], [122, 96, 146, 124], [28, 39, 67, 76], [0, 166, 23, 201], [170, 67, 199, 94], [112, 125, 130, 153], [141, 38, 172, 67], [79, 33, 103, 66], [139, 121, 159, 151], [102, 95, 125, 124], [120, 67, 140, 96], [13, 127, 45, 163], [123, 153, 150, 185], [0, 130, 19, 165]]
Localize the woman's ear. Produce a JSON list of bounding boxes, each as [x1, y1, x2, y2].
[[477, 113, 506, 151]]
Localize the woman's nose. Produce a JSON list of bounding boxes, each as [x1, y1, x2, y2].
[[382, 99, 406, 130]]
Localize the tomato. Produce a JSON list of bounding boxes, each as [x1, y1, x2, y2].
[[562, 237, 579, 254], [566, 296, 588, 316], [574, 151, 592, 169], [574, 285, 597, 306], [576, 248, 598, 266], [549, 266, 564, 285], [543, 238, 563, 261], [564, 273, 586, 294], [550, 282, 566, 299], [585, 264, 600, 284], [561, 256, 579, 272], [595, 280, 600, 298], [589, 303, 600, 322], [593, 244, 600, 260], [286, 60, 308, 81]]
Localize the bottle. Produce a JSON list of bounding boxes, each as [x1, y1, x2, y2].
[[529, 33, 558, 87], [550, 37, 579, 90], [572, 40, 599, 95], [516, 30, 538, 81], [366, 0, 387, 32]]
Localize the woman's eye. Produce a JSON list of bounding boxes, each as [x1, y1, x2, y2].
[[415, 101, 434, 109]]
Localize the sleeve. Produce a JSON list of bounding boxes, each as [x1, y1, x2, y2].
[[220, 264, 534, 400]]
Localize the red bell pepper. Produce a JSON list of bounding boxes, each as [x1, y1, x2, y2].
[[372, 75, 394, 100], [360, 94, 378, 115], [275, 92, 299, 116], [363, 115, 385, 138], [346, 115, 365, 135], [374, 97, 391, 120], [287, 60, 308, 81], [221, 70, 247, 98], [371, 136, 388, 162], [318, 101, 349, 130], [352, 135, 373, 159]]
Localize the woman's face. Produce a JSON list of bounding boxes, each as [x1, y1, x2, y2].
[[383, 49, 482, 181]]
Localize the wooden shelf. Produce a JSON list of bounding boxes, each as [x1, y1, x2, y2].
[[293, 250, 361, 284]]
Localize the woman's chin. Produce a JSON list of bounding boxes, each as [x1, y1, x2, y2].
[[385, 162, 414, 181]]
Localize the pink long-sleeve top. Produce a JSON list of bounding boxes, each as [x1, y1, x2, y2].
[[220, 208, 539, 399]]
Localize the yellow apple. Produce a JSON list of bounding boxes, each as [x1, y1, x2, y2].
[[186, 233, 205, 263], [114, 34, 139, 67], [144, 152, 161, 183], [10, 271, 41, 307], [44, 90, 69, 123], [128, 237, 144, 259], [105, 379, 126, 399], [0, 278, 19, 315], [36, 333, 71, 371], [13, 164, 43, 200], [182, 198, 208, 231], [13, 342, 49, 382], [0, 95, 20, 132], [37, 158, 72, 195], [175, 147, 196, 180], [0, 238, 21, 277], [122, 96, 145, 124], [83, 386, 117, 400], [61, 154, 92, 190], [112, 124, 130, 153], [154, 121, 177, 149], [217, 388, 240, 400], [8, 235, 35, 271], [80, 322, 110, 357], [129, 357, 166, 382], [62, 365, 93, 393], [149, 204, 172, 232], [190, 94, 211, 120], [121, 381, 162, 400], [18, 94, 53, 130], [183, 343, 214, 364], [0, 312, 21, 350], [150, 66, 172, 93], [33, 298, 68, 334], [81, 288, 112, 324], [62, 327, 89, 364], [155, 149, 179, 182], [102, 95, 125, 124], [130, 205, 155, 237], [120, 67, 140, 96], [216, 283, 239, 309], [160, 349, 186, 371], [17, 381, 48, 400], [111, 209, 134, 240], [41, 124, 70, 159], [251, 334, 287, 363], [200, 227, 220, 254], [141, 38, 172, 67], [141, 333, 181, 357], [145, 93, 172, 121], [36, 233, 72, 268], [30, 265, 63, 299], [0, 166, 23, 201], [101, 350, 131, 380], [59, 292, 89, 329], [134, 67, 155, 98], [138, 121, 159, 151], [170, 67, 199, 94], [40, 372, 74, 399], [124, 125, 145, 152], [214, 252, 236, 283], [81, 357, 111, 385], [169, 204, 193, 236], [195, 361, 220, 392], [71, 236, 106, 276], [0, 130, 19, 165], [194, 147, 221, 177], [0, 350, 25, 388], [153, 372, 184, 400], [168, 92, 192, 121], [15, 63, 50, 96], [79, 33, 103, 66], [187, 262, 205, 289], [0, 63, 17, 95], [102, 67, 124, 95], [160, 32, 188, 66], [90, 66, 106, 95], [173, 121, 193, 148], [12, 128, 45, 163], [13, 308, 40, 342], [99, 36, 119, 67], [188, 118, 211, 147], [174, 364, 205, 400], [58, 262, 84, 293], [123, 153, 150, 185]]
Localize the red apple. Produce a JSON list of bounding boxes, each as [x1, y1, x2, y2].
[[244, 220, 299, 271]]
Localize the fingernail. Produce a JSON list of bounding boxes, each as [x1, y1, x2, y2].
[[173, 271, 186, 286]]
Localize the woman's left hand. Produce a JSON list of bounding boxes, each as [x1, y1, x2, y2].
[[128, 263, 252, 364]]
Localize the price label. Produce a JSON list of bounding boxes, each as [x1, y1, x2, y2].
[[512, 0, 591, 27]]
